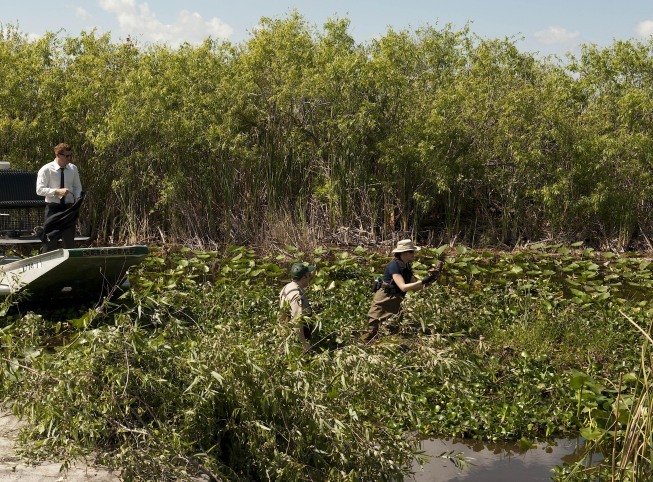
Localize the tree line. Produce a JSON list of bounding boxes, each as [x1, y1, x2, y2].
[[1, 13, 651, 249]]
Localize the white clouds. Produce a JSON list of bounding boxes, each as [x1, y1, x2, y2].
[[533, 26, 580, 46], [75, 7, 92, 23], [98, 0, 233, 46], [636, 20, 653, 38]]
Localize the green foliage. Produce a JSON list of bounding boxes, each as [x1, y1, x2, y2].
[[0, 246, 651, 480], [1, 18, 652, 247], [555, 316, 653, 481]]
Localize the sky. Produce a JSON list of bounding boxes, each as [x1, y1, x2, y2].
[[2, 0, 653, 58]]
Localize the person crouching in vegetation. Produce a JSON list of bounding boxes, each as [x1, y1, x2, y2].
[[279, 262, 316, 351], [362, 239, 442, 343]]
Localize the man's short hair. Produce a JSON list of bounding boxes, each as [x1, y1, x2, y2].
[[54, 143, 71, 155]]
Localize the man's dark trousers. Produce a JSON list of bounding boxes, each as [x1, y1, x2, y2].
[[42, 203, 75, 252]]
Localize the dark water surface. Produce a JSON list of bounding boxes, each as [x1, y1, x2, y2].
[[411, 438, 597, 481]]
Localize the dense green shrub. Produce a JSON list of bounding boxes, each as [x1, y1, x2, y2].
[[1, 16, 652, 248]]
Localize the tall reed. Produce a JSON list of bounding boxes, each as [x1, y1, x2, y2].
[[613, 313, 653, 481]]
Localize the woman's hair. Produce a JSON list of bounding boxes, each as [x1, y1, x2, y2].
[[394, 250, 414, 259]]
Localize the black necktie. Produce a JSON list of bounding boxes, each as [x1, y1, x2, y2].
[[59, 167, 66, 205]]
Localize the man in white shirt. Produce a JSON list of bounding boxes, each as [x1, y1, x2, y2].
[[36, 143, 83, 252]]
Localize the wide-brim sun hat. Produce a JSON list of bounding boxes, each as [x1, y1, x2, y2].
[[391, 239, 421, 253]]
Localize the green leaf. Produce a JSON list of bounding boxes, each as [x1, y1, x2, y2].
[[580, 426, 605, 441]]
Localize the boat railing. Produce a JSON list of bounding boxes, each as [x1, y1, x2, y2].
[[0, 169, 46, 238]]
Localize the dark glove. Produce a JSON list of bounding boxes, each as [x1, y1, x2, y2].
[[421, 272, 437, 286], [422, 261, 444, 286]]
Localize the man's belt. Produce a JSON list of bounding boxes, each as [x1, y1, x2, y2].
[[46, 202, 74, 206]]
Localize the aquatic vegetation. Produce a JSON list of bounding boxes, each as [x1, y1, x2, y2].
[[0, 244, 650, 480]]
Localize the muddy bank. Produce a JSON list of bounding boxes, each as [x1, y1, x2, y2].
[[0, 411, 119, 481]]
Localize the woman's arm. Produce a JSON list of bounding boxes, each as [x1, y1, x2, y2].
[[392, 273, 424, 292]]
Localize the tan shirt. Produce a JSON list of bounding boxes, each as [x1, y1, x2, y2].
[[279, 281, 312, 322]]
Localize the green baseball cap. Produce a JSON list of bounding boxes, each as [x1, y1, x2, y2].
[[290, 262, 316, 279]]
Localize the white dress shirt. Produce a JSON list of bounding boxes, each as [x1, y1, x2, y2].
[[36, 160, 82, 204]]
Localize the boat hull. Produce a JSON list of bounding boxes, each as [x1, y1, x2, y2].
[[0, 246, 148, 301]]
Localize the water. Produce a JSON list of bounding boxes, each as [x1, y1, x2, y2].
[[411, 437, 598, 481]]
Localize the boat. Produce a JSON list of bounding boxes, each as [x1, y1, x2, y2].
[[0, 245, 148, 302], [0, 163, 149, 302]]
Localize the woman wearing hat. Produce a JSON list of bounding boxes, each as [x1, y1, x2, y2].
[[362, 239, 441, 343]]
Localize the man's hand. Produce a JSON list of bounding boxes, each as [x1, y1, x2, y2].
[[55, 188, 70, 198]]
